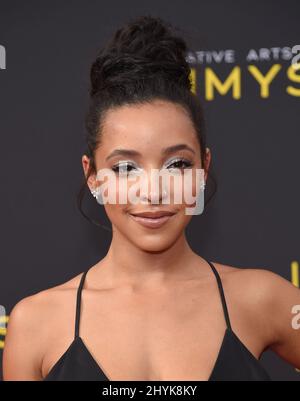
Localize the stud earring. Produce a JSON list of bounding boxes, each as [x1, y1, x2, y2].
[[90, 187, 98, 198], [199, 180, 206, 191], [90, 186, 103, 204]]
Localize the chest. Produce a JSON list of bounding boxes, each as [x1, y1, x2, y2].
[[43, 286, 260, 380]]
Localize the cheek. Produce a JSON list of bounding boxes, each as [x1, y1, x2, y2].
[[103, 202, 127, 227], [168, 173, 199, 209]]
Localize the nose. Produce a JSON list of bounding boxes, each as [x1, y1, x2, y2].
[[139, 170, 168, 204]]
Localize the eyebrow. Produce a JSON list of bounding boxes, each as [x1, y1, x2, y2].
[[105, 143, 195, 161]]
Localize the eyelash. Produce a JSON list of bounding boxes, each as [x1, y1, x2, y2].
[[111, 158, 194, 174], [167, 158, 193, 170], [111, 162, 138, 174]]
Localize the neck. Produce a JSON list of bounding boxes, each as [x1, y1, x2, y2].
[[100, 226, 200, 288]]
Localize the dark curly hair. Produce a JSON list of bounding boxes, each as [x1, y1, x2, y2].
[[77, 15, 217, 230]]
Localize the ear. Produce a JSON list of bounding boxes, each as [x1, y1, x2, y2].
[[204, 147, 211, 181], [81, 154, 97, 191]]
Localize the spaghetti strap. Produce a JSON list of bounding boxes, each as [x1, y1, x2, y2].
[[74, 269, 90, 339], [44, 260, 272, 381], [204, 258, 232, 331]]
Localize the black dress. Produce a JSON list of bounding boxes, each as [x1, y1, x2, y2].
[[43, 258, 271, 381]]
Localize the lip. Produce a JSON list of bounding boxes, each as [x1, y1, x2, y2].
[[128, 211, 176, 229]]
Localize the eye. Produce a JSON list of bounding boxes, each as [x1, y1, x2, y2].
[[166, 158, 193, 170], [111, 162, 138, 175]]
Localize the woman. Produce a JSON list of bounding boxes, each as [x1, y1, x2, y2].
[[3, 15, 300, 381]]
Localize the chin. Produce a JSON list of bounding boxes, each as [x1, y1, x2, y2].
[[129, 233, 180, 253]]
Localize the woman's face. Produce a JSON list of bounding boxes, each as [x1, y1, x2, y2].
[[82, 100, 211, 252]]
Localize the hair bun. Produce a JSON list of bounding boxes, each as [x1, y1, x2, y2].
[[90, 15, 192, 96]]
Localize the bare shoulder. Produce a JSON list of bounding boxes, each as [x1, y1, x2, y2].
[[213, 261, 300, 367], [2, 270, 85, 380], [8, 270, 85, 323], [212, 261, 295, 300], [211, 261, 300, 344]]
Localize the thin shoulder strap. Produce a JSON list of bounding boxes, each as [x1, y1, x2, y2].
[[204, 258, 232, 331], [74, 268, 90, 339]]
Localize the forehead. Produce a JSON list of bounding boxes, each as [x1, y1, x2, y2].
[[100, 100, 199, 153]]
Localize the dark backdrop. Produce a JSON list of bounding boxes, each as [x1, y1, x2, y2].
[[0, 0, 299, 381]]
